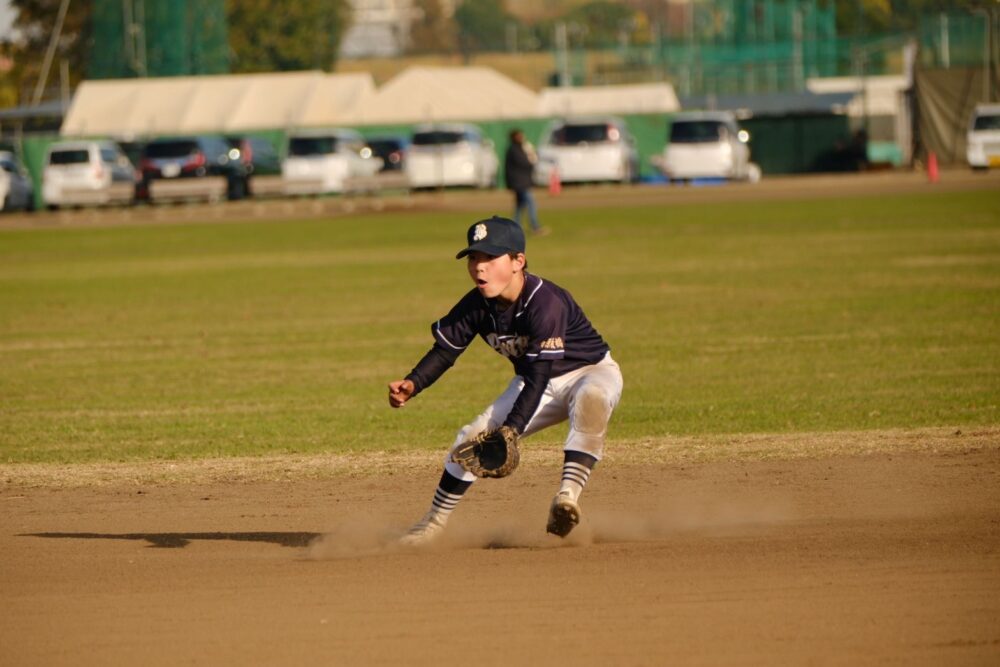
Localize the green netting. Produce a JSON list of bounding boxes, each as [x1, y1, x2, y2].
[[89, 0, 228, 79], [573, 0, 916, 95], [918, 13, 992, 69]]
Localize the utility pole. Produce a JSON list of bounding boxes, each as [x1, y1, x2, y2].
[[555, 22, 570, 87], [32, 0, 72, 105]]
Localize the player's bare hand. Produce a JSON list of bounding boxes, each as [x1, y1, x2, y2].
[[388, 379, 415, 408]]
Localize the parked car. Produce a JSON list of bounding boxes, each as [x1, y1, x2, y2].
[[137, 136, 249, 202], [406, 124, 498, 189], [0, 150, 34, 212], [365, 136, 410, 173], [534, 117, 640, 185], [225, 135, 282, 197], [651, 111, 758, 182], [42, 140, 136, 208], [225, 136, 281, 177], [282, 129, 382, 194], [966, 103, 1000, 170]]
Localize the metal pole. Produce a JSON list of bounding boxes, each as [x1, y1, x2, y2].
[[940, 13, 950, 69], [31, 0, 72, 106], [555, 22, 570, 87], [135, 0, 147, 77], [792, 9, 803, 90], [973, 8, 990, 102], [60, 58, 70, 108]]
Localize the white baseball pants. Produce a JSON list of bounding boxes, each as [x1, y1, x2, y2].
[[444, 353, 623, 482]]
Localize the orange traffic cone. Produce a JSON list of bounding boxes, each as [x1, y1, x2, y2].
[[927, 151, 939, 183], [548, 166, 562, 196]]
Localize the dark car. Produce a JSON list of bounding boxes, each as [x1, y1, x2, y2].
[[225, 136, 282, 197], [0, 150, 35, 212], [225, 136, 281, 177], [137, 136, 249, 202], [365, 136, 410, 172]]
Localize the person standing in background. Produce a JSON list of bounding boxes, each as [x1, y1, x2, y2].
[[504, 129, 549, 236]]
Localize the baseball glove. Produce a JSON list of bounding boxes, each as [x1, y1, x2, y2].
[[451, 425, 520, 478]]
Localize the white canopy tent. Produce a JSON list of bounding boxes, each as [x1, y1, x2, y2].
[[537, 83, 680, 117], [350, 66, 541, 125], [60, 71, 376, 138], [60, 67, 685, 139]]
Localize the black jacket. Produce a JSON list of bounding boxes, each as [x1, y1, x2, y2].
[[504, 142, 534, 191]]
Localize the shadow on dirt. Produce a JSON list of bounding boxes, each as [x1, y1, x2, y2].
[[21, 531, 320, 548]]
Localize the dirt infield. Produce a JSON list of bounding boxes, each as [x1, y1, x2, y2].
[[2, 430, 998, 666]]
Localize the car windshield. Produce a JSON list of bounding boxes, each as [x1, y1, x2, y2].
[[289, 137, 338, 156], [145, 141, 199, 158], [412, 131, 465, 146], [100, 148, 120, 163], [973, 113, 1000, 131], [670, 121, 727, 143], [49, 149, 90, 165], [552, 124, 614, 145]]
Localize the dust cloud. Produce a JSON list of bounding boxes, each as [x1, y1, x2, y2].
[[306, 497, 795, 560]]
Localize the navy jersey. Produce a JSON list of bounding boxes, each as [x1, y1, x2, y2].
[[433, 272, 609, 378], [405, 272, 610, 432]]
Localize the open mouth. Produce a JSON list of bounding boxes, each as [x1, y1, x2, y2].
[[476, 278, 488, 287]]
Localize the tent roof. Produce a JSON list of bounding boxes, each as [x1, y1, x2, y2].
[[0, 99, 69, 121], [806, 75, 909, 117], [680, 91, 854, 117], [537, 83, 680, 116], [60, 71, 376, 138], [351, 66, 540, 125]]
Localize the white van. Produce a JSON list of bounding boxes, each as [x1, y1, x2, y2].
[[282, 129, 382, 194], [534, 116, 639, 185], [966, 103, 1000, 170], [652, 111, 758, 182], [406, 124, 498, 189], [42, 140, 136, 208]]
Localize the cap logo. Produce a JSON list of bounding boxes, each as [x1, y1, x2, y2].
[[472, 223, 488, 242]]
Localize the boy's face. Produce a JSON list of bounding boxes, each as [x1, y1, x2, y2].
[[466, 251, 526, 302]]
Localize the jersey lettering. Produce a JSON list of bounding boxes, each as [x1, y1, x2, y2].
[[486, 333, 529, 359], [540, 337, 564, 350]]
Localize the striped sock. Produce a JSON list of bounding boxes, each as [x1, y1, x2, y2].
[[424, 469, 473, 525], [559, 450, 598, 502]]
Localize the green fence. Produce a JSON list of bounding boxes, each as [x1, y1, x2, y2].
[[17, 107, 853, 209], [90, 0, 229, 79]]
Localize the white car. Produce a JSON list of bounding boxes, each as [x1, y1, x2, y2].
[[282, 129, 383, 194], [966, 103, 1000, 170], [534, 117, 639, 185], [42, 140, 136, 208], [406, 124, 498, 189], [0, 151, 34, 212], [652, 111, 758, 182]]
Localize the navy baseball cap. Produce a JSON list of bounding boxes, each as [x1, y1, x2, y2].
[[456, 216, 526, 259]]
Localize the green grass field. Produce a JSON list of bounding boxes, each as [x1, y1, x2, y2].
[[1, 190, 998, 463]]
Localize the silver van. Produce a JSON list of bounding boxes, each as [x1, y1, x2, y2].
[[966, 103, 1000, 170], [652, 111, 758, 182], [42, 140, 136, 208]]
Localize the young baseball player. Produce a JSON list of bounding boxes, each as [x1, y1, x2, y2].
[[388, 215, 623, 546]]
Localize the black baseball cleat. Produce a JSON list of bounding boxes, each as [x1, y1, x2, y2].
[[546, 492, 580, 538]]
